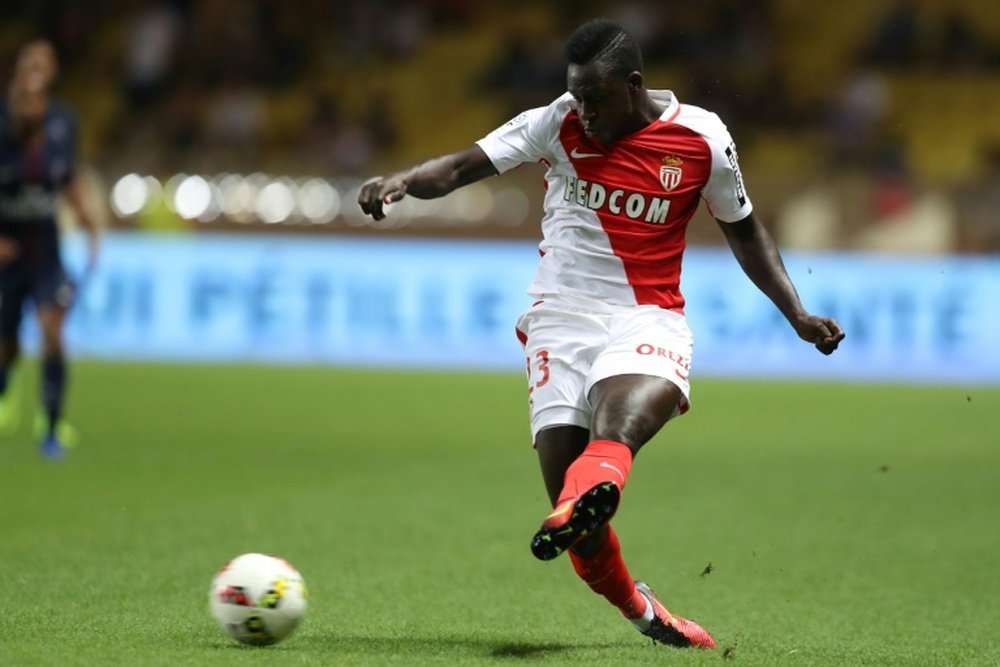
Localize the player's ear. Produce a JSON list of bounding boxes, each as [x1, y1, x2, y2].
[[626, 71, 643, 93]]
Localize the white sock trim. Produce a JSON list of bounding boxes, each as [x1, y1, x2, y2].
[[627, 591, 655, 632]]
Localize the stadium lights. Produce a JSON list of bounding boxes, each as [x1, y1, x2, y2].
[[492, 188, 531, 227], [449, 181, 494, 224], [255, 179, 297, 224], [174, 175, 212, 220], [109, 172, 531, 228], [109, 173, 149, 217], [216, 173, 256, 222], [298, 178, 340, 223]]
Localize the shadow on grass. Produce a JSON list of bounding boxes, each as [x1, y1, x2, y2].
[[489, 642, 576, 659], [300, 634, 619, 660]]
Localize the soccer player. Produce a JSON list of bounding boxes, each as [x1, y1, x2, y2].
[[0, 41, 99, 459], [358, 19, 844, 648]]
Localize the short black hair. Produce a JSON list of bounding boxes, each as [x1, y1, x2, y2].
[[564, 19, 643, 77]]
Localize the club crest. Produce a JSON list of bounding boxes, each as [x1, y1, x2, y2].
[[659, 156, 683, 192]]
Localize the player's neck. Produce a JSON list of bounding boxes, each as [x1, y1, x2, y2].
[[619, 92, 665, 138], [638, 90, 666, 124]]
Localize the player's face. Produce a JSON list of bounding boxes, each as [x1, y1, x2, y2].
[[567, 61, 638, 145], [8, 85, 48, 134], [15, 41, 58, 91]]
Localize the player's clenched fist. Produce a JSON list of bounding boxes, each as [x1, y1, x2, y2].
[[794, 315, 845, 355], [357, 175, 407, 220]]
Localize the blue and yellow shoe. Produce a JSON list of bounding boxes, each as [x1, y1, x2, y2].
[[40, 433, 66, 461], [34, 413, 79, 450], [529, 481, 620, 561]]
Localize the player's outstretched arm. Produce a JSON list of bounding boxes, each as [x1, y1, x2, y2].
[[717, 213, 845, 355], [63, 172, 100, 273], [358, 145, 498, 220]]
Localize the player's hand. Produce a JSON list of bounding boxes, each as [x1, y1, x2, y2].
[[793, 314, 845, 355], [85, 231, 100, 273], [0, 237, 20, 265], [357, 174, 408, 221]]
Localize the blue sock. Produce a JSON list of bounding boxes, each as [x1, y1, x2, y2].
[[42, 358, 66, 437]]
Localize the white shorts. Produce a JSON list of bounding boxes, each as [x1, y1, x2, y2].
[[515, 295, 693, 440]]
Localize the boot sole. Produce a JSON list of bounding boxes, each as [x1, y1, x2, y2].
[[530, 482, 620, 561]]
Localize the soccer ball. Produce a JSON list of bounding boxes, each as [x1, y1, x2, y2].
[[209, 553, 308, 646]]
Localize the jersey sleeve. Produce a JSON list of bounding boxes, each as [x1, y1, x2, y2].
[[701, 118, 753, 223], [65, 111, 78, 178], [475, 98, 563, 174], [48, 105, 77, 187]]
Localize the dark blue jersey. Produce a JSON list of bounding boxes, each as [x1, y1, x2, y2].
[[0, 100, 76, 264]]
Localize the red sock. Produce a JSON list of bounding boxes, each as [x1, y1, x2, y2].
[[556, 439, 633, 506], [568, 526, 647, 618]]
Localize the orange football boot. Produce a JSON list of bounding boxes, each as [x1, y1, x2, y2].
[[634, 581, 716, 649]]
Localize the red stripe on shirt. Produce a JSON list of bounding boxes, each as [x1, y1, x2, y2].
[[560, 111, 711, 310]]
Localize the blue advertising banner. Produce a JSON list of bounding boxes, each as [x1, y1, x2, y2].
[[61, 234, 535, 369], [53, 232, 999, 385], [680, 248, 998, 385]]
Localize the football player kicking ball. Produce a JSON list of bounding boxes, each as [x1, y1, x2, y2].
[[359, 18, 844, 648]]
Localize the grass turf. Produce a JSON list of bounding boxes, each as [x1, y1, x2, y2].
[[1, 361, 997, 666]]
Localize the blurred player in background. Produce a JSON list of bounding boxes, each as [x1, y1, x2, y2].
[[359, 19, 843, 648], [0, 40, 99, 459]]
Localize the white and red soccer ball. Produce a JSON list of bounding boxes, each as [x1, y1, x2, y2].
[[209, 553, 308, 646]]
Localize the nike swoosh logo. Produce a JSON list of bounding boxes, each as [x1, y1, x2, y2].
[[570, 148, 604, 159], [545, 500, 574, 521], [599, 461, 625, 482]]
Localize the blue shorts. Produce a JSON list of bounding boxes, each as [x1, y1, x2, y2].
[[0, 261, 76, 337]]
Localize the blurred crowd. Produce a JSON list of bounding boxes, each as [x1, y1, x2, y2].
[[1, 0, 999, 252]]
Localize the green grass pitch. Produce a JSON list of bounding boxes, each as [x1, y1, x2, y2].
[[1, 361, 998, 666]]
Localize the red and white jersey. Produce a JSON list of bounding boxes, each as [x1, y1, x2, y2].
[[476, 90, 752, 311]]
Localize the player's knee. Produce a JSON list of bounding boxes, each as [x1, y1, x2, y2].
[[590, 413, 658, 451], [40, 332, 63, 358]]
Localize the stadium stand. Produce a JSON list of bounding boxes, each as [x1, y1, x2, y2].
[[1, 0, 998, 250]]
